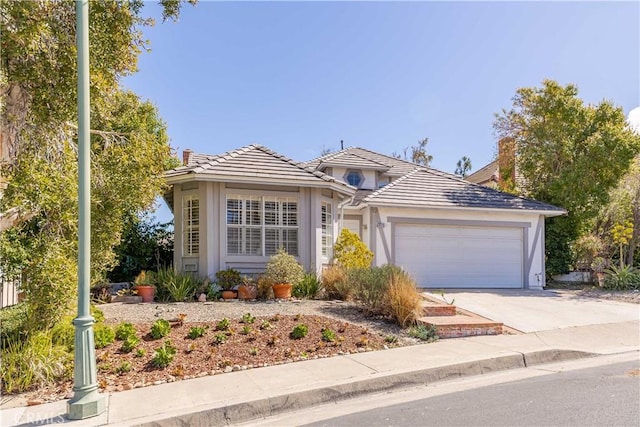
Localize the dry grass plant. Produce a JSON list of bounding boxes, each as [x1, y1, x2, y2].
[[321, 265, 349, 300], [385, 270, 422, 327]]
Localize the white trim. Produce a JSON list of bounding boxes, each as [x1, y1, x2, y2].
[[360, 202, 565, 217]]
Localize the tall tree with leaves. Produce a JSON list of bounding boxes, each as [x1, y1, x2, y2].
[[392, 138, 433, 166], [0, 1, 191, 330], [494, 79, 640, 274], [455, 156, 472, 178]]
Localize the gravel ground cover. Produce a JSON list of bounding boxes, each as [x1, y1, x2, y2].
[[4, 288, 637, 408]]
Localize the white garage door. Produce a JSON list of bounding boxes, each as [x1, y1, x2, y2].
[[395, 224, 523, 288]]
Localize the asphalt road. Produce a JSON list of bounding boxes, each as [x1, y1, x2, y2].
[[303, 358, 640, 427]]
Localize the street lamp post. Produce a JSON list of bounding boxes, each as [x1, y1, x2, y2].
[[67, 0, 106, 419]]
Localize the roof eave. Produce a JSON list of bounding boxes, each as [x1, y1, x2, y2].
[[358, 201, 566, 216], [165, 173, 355, 196]]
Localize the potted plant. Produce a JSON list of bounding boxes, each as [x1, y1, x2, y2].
[[238, 275, 258, 300], [134, 270, 156, 303], [215, 268, 242, 300], [264, 248, 304, 299]]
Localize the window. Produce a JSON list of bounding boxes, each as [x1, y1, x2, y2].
[[345, 170, 364, 187], [321, 201, 333, 258], [226, 195, 298, 256], [182, 194, 199, 256]]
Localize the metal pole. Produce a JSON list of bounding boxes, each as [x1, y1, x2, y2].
[[67, 0, 106, 419]]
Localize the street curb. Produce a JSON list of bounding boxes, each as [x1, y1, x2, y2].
[[137, 349, 596, 427]]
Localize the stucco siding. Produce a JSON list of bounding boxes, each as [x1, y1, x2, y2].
[[372, 206, 546, 289]]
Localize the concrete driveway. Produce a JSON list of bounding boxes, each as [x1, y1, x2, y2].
[[424, 289, 640, 333]]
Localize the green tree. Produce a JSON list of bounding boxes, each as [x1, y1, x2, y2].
[[454, 156, 472, 178], [393, 138, 433, 167], [494, 80, 640, 274], [108, 215, 174, 283], [595, 156, 640, 267], [0, 1, 190, 330]]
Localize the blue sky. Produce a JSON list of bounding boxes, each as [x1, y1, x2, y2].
[[123, 1, 639, 221]]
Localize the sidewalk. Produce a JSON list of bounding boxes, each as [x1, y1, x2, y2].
[[3, 320, 638, 427]]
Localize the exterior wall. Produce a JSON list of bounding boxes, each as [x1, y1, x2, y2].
[[369, 206, 547, 290], [174, 181, 334, 279]]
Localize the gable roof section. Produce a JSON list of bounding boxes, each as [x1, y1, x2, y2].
[[165, 145, 355, 194], [304, 147, 424, 177], [363, 168, 564, 214], [466, 159, 498, 185]]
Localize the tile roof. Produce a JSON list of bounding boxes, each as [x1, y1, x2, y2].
[[363, 168, 565, 213], [466, 159, 499, 185], [165, 145, 354, 193]]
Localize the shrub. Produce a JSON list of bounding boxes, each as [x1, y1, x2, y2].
[[347, 266, 392, 314], [293, 272, 323, 299], [216, 318, 230, 331], [256, 275, 274, 300], [90, 283, 112, 303], [150, 319, 171, 339], [385, 269, 422, 327], [290, 324, 308, 339], [156, 267, 202, 302], [215, 268, 242, 290], [321, 265, 348, 300], [91, 305, 106, 324], [151, 340, 177, 368], [265, 248, 304, 285], [241, 313, 255, 324], [51, 316, 75, 352], [116, 361, 132, 375], [604, 265, 640, 290], [0, 303, 28, 348], [135, 348, 146, 358], [94, 324, 115, 349], [407, 324, 438, 342], [333, 229, 373, 269], [1, 331, 73, 393], [115, 322, 137, 341], [121, 335, 140, 353], [213, 333, 227, 344], [321, 327, 336, 342], [188, 326, 207, 339]]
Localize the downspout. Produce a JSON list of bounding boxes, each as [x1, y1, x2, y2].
[[338, 196, 353, 230]]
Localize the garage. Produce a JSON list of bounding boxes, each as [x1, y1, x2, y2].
[[395, 224, 524, 288]]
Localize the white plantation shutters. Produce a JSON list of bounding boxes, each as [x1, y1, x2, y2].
[[226, 195, 298, 256], [182, 194, 199, 256]]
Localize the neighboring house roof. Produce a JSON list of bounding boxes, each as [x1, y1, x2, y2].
[[466, 159, 498, 186], [165, 144, 355, 194], [304, 147, 424, 177], [363, 168, 565, 215]]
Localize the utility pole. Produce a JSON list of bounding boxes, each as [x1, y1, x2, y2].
[[67, 0, 106, 419]]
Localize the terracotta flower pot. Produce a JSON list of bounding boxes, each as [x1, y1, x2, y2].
[[221, 290, 237, 300], [134, 285, 155, 303], [238, 285, 257, 300], [272, 283, 292, 299]]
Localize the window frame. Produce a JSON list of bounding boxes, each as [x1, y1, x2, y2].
[[182, 192, 200, 257], [226, 194, 299, 257], [321, 200, 334, 259], [344, 169, 364, 188]]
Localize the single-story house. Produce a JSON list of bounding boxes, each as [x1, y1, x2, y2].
[[164, 145, 565, 290]]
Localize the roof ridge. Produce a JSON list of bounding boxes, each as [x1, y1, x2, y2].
[[253, 145, 355, 186], [192, 144, 258, 172], [363, 167, 421, 202], [351, 146, 417, 167]]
